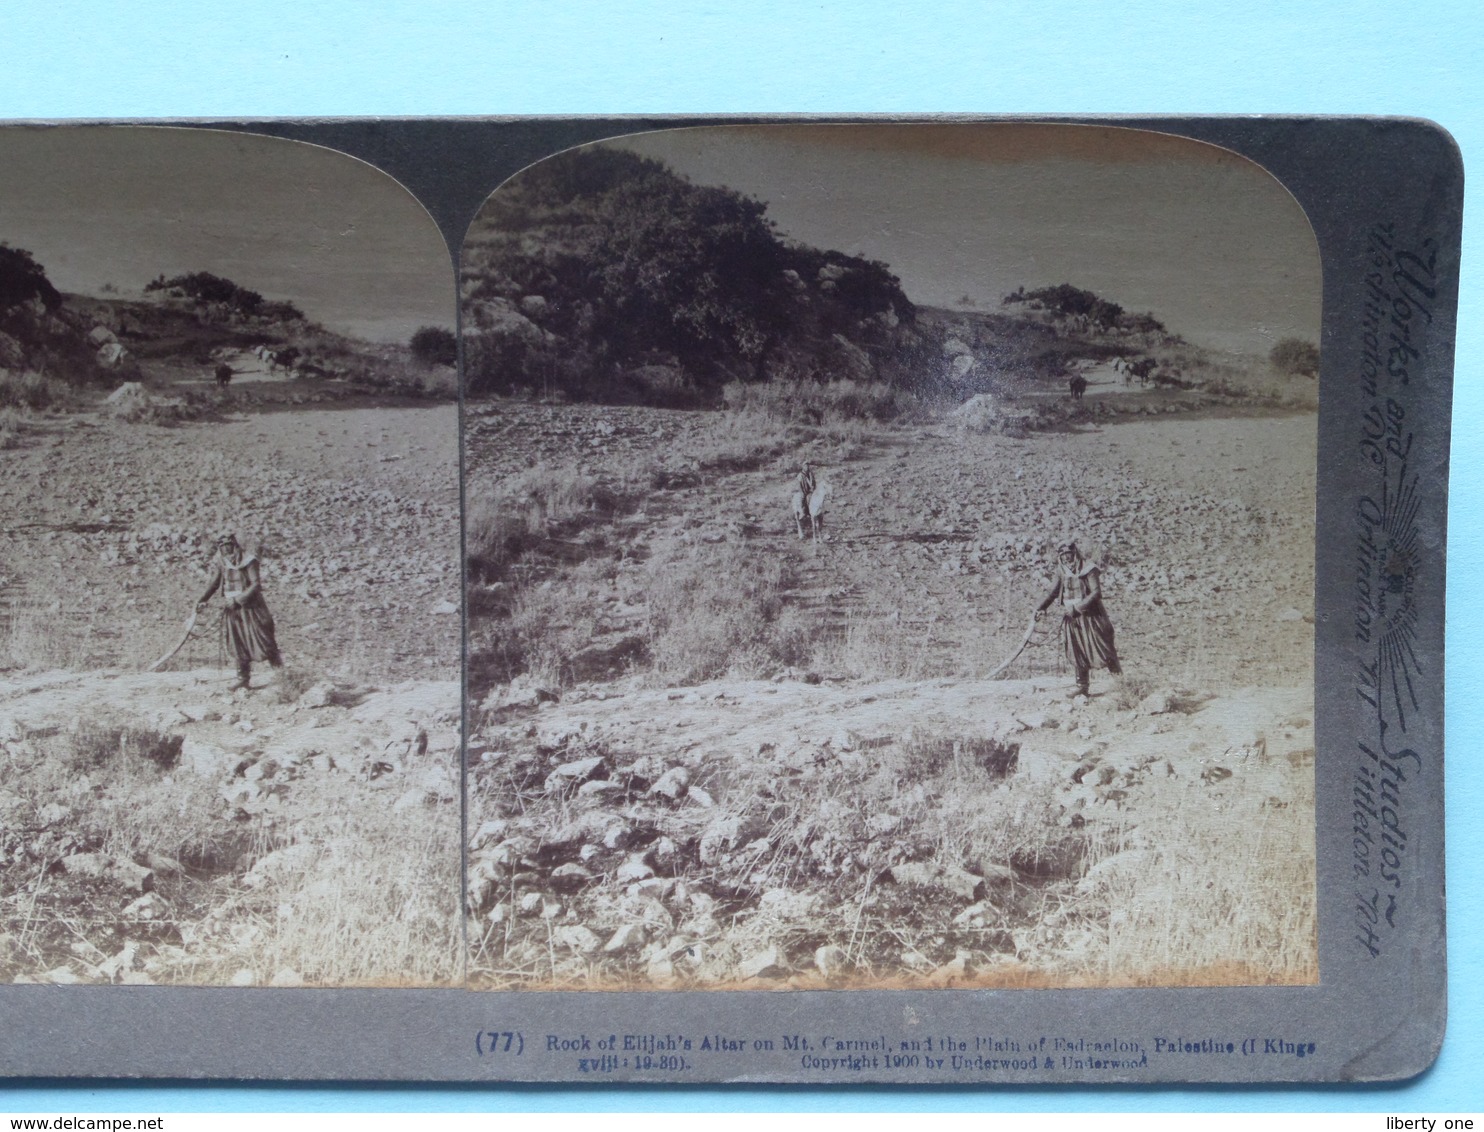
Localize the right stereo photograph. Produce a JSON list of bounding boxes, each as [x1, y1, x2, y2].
[[459, 122, 1321, 993]]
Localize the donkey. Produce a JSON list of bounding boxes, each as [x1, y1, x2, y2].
[[792, 481, 829, 540]]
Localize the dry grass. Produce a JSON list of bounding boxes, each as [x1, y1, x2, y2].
[[0, 710, 461, 988], [723, 379, 923, 426], [808, 615, 938, 682], [0, 370, 70, 412], [467, 465, 640, 581], [645, 541, 807, 684], [269, 665, 321, 705], [171, 780, 462, 988], [2, 601, 101, 672], [0, 407, 27, 449], [468, 701, 1315, 990]]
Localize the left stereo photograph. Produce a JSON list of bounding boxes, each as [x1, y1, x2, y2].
[[0, 126, 463, 988]]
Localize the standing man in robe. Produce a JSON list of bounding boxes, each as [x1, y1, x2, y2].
[[1036, 541, 1120, 697], [197, 532, 283, 690]]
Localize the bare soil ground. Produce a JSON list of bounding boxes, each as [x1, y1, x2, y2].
[[0, 382, 462, 986], [465, 392, 1317, 989]]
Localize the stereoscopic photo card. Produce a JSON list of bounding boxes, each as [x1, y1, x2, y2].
[[0, 115, 1459, 1085]]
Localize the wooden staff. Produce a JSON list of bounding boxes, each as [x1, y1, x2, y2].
[[987, 610, 1048, 680], [146, 607, 199, 672]]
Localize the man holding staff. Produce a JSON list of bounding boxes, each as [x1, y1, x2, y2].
[[197, 532, 283, 690], [1036, 541, 1121, 697]]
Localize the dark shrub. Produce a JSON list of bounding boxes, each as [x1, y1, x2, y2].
[[410, 325, 457, 366]]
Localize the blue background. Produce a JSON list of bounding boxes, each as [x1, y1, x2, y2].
[[0, 0, 1479, 1113]]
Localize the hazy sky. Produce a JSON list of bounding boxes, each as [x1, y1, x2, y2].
[[608, 124, 1322, 356], [0, 126, 454, 343]]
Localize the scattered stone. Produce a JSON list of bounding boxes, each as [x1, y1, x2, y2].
[[181, 738, 236, 778], [228, 969, 256, 987], [601, 824, 633, 850], [243, 842, 317, 889], [555, 925, 602, 954], [121, 896, 169, 919], [1077, 850, 1150, 894], [739, 946, 788, 980], [649, 766, 690, 800], [699, 815, 746, 864], [221, 780, 261, 806], [69, 938, 107, 964], [488, 902, 511, 925], [615, 855, 655, 883], [269, 967, 305, 988], [481, 837, 536, 868], [59, 852, 108, 879], [242, 757, 279, 782], [830, 728, 862, 751], [517, 892, 544, 916], [889, 862, 985, 902], [549, 862, 595, 890], [392, 787, 432, 811], [534, 718, 582, 747], [866, 813, 901, 838], [98, 939, 142, 978], [900, 949, 934, 972], [1138, 690, 1175, 715], [687, 786, 715, 808], [111, 860, 155, 893], [431, 600, 459, 616], [952, 902, 991, 927], [647, 956, 676, 982], [759, 889, 821, 919], [814, 944, 851, 978], [544, 755, 606, 793], [576, 778, 625, 802], [37, 802, 70, 826], [43, 966, 82, 985], [604, 923, 648, 953], [970, 861, 1018, 888], [630, 877, 677, 899], [931, 949, 974, 982], [296, 683, 336, 709]]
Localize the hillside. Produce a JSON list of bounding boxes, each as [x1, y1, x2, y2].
[[2, 248, 455, 423], [459, 147, 1317, 412], [1, 248, 462, 987], [460, 146, 937, 404]]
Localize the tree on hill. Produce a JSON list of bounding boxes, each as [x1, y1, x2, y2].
[[462, 146, 923, 403], [410, 326, 457, 366], [145, 271, 303, 321], [1270, 336, 1320, 377], [0, 245, 61, 315], [1005, 283, 1165, 337]]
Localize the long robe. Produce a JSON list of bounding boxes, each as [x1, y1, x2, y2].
[[212, 552, 281, 666], [1041, 560, 1121, 677]]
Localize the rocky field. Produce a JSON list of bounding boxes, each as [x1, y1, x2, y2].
[[0, 671, 460, 987], [464, 387, 1318, 989]]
